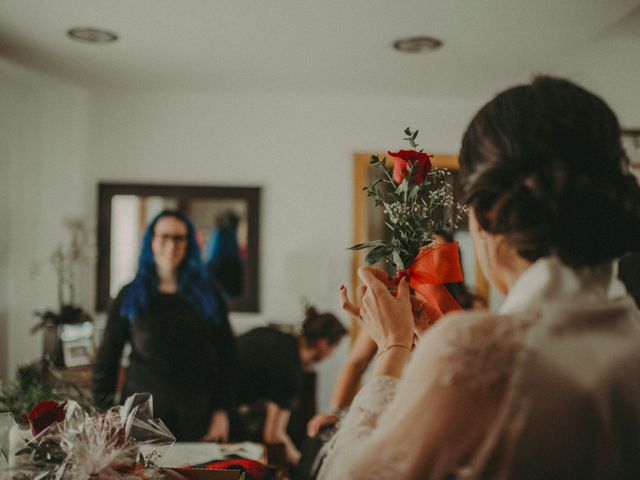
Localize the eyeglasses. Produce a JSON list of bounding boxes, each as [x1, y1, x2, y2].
[[154, 234, 188, 245]]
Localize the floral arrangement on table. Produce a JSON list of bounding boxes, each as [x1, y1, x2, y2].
[[0, 394, 176, 480], [0, 360, 93, 431], [350, 128, 467, 314]]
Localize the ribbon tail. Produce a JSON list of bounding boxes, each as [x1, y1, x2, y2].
[[411, 282, 463, 317]]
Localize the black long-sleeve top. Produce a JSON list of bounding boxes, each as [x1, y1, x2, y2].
[[92, 283, 238, 413], [236, 327, 303, 410]]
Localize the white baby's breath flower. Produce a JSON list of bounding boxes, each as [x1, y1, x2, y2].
[[350, 128, 468, 270]]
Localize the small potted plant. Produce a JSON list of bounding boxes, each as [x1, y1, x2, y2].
[[31, 219, 96, 366]]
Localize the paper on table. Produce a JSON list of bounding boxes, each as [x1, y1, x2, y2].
[[161, 443, 224, 467], [220, 442, 264, 462], [161, 442, 265, 467]]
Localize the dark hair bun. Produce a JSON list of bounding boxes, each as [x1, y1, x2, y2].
[[301, 305, 347, 345], [304, 305, 319, 321], [460, 76, 640, 267]]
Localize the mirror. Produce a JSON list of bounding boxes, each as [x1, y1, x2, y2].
[[96, 183, 260, 312]]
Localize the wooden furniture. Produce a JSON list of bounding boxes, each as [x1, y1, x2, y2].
[[45, 364, 93, 389], [45, 365, 126, 396]]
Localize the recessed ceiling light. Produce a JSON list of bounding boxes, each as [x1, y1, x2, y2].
[[67, 27, 118, 44], [393, 36, 442, 53]]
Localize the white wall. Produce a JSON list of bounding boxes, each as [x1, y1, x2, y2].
[[0, 59, 90, 379], [0, 74, 15, 378], [555, 10, 640, 129]]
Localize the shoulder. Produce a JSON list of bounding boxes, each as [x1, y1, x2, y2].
[[240, 326, 275, 339], [423, 308, 536, 349], [110, 282, 136, 311], [433, 307, 537, 341], [239, 327, 293, 347], [413, 309, 538, 388], [117, 281, 136, 297], [240, 328, 298, 369]]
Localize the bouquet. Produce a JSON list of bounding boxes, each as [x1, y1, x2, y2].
[[1, 394, 176, 480], [0, 360, 93, 430], [350, 128, 467, 315]]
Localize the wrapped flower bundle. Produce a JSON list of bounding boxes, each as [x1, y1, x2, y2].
[[1, 394, 175, 480], [350, 128, 467, 315]]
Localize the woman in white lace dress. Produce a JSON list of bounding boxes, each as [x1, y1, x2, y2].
[[319, 77, 640, 479]]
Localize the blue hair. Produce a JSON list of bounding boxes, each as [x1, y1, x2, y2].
[[120, 210, 221, 324], [205, 220, 244, 298]]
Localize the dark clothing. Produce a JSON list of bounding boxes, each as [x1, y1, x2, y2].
[[236, 327, 303, 410], [207, 259, 244, 298], [147, 389, 217, 441], [619, 253, 640, 308], [92, 284, 237, 441]]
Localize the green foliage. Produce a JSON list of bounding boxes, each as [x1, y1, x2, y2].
[[349, 128, 467, 272], [0, 359, 93, 424]]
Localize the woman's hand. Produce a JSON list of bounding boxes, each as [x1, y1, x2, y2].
[[340, 268, 441, 341], [341, 267, 414, 350], [201, 410, 229, 442], [409, 295, 442, 339], [307, 412, 340, 438]]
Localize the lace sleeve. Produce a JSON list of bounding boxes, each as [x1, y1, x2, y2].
[[317, 311, 535, 480], [318, 375, 398, 480]]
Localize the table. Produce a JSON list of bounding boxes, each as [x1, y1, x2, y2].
[[161, 442, 266, 467], [160, 442, 287, 479]]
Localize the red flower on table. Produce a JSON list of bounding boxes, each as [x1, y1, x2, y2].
[[388, 149, 432, 185], [22, 400, 66, 436]]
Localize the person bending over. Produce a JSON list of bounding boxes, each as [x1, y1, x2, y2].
[[233, 306, 347, 466]]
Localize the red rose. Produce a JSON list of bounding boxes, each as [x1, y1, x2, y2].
[[23, 400, 66, 436], [388, 149, 432, 185]]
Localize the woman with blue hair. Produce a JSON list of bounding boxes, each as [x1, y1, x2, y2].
[[93, 210, 238, 442]]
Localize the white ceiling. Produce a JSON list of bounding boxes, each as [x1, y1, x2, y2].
[[0, 0, 638, 98]]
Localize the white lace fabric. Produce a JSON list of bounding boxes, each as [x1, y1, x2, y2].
[[319, 376, 400, 479], [319, 257, 640, 479]]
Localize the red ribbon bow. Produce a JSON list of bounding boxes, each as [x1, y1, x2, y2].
[[397, 242, 464, 317]]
